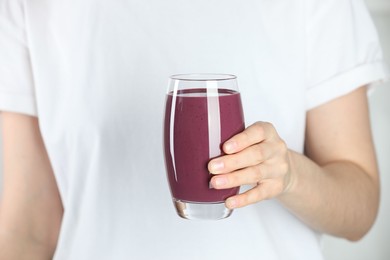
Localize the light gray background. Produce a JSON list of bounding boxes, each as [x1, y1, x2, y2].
[[0, 1, 389, 259]]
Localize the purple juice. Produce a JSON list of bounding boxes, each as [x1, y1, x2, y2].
[[164, 88, 245, 203]]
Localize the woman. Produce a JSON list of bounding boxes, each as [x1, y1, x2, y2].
[[0, 0, 388, 259]]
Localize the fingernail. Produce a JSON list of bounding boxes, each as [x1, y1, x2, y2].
[[224, 141, 237, 153], [226, 198, 237, 209], [211, 161, 224, 171]]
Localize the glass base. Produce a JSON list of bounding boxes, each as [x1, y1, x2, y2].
[[173, 198, 233, 220]]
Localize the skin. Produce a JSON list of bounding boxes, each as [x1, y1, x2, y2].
[[0, 112, 63, 260], [209, 86, 379, 241], [0, 85, 379, 258]]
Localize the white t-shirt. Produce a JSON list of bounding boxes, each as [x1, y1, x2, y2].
[[0, 0, 388, 259]]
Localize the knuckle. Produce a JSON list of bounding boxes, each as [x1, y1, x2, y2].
[[241, 129, 250, 140], [230, 172, 242, 186], [277, 139, 288, 152], [252, 122, 265, 140], [263, 121, 275, 134], [263, 121, 273, 129], [253, 121, 263, 128], [238, 167, 259, 186], [251, 185, 267, 203], [248, 190, 261, 204], [282, 140, 288, 150], [279, 162, 289, 175], [254, 164, 264, 181], [239, 130, 251, 145], [239, 189, 260, 207], [274, 182, 284, 195], [241, 194, 251, 206], [258, 187, 271, 201], [229, 155, 241, 169], [253, 145, 264, 164]]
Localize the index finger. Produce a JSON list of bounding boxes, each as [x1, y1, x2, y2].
[[223, 121, 273, 154]]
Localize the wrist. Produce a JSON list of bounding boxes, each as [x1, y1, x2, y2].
[[278, 150, 300, 199]]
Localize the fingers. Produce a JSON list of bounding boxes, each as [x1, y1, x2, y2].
[[225, 181, 285, 209], [209, 132, 287, 176], [210, 159, 288, 189], [209, 141, 277, 174], [222, 121, 275, 154], [208, 121, 291, 209], [210, 165, 263, 189]]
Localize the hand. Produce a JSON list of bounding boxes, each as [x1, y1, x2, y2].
[[208, 121, 292, 209]]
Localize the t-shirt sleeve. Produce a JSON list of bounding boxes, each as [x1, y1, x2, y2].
[[0, 0, 37, 116], [305, 0, 390, 110]]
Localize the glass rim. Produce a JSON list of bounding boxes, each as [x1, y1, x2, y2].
[[170, 73, 237, 82]]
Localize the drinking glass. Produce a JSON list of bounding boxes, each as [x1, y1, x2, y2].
[[163, 73, 245, 220]]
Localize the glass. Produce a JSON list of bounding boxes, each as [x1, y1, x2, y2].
[[163, 73, 245, 220]]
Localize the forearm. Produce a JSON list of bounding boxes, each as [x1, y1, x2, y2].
[[278, 150, 379, 241], [210, 87, 379, 240]]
